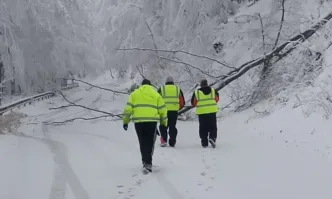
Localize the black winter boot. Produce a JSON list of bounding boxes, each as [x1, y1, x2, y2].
[[169, 139, 176, 147], [201, 139, 208, 147]]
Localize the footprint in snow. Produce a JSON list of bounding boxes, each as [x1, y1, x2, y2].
[[116, 171, 148, 198], [205, 186, 213, 191]]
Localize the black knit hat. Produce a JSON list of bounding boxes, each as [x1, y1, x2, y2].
[[200, 79, 208, 87], [141, 79, 151, 85]]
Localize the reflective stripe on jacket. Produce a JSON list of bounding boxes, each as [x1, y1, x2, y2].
[[122, 85, 168, 126], [160, 85, 180, 111], [194, 88, 218, 115]]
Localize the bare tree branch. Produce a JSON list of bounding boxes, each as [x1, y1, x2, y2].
[[45, 90, 123, 124], [144, 20, 158, 55], [135, 65, 158, 89], [49, 104, 72, 110], [173, 57, 197, 84], [63, 78, 129, 95], [44, 115, 119, 125], [116, 47, 235, 69], [257, 13, 266, 54], [54, 89, 122, 119], [273, 0, 286, 49], [0, 77, 14, 88]]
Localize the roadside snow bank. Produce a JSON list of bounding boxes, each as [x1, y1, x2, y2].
[[0, 112, 26, 134]]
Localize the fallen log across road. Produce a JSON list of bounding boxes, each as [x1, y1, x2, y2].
[[178, 12, 332, 115]]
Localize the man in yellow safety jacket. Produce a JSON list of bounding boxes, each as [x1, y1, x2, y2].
[[191, 79, 219, 148], [122, 79, 168, 173], [157, 76, 185, 147]]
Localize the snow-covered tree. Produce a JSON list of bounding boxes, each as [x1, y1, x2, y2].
[[0, 0, 101, 94]]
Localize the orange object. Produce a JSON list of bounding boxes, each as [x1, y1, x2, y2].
[[179, 95, 185, 109], [215, 95, 219, 103], [193, 97, 198, 107]]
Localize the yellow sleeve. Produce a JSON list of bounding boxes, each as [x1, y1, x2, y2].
[[157, 95, 168, 126], [122, 94, 134, 124]]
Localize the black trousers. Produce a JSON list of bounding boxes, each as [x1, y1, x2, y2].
[[134, 122, 157, 165], [198, 113, 217, 146], [159, 111, 178, 145]]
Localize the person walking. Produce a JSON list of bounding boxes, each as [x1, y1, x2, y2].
[[122, 79, 168, 173], [157, 76, 185, 147], [191, 79, 219, 148]]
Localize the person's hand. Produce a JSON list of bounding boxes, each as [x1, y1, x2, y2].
[[155, 129, 160, 136], [123, 124, 128, 131]]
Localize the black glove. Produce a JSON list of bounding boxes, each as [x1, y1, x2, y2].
[[123, 124, 128, 131], [155, 129, 160, 136]]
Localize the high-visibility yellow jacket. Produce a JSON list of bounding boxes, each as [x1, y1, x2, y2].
[[122, 85, 168, 126], [193, 88, 219, 115], [159, 84, 184, 111]]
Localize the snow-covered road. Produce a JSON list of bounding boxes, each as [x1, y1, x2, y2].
[[1, 82, 332, 199]]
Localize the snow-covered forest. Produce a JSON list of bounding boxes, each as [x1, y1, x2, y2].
[[1, 0, 332, 198], [1, 0, 332, 113]]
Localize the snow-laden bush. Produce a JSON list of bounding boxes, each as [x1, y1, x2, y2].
[[0, 112, 26, 134]]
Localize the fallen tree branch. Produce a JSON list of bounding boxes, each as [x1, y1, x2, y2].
[[44, 115, 120, 125], [63, 78, 129, 95], [116, 47, 235, 70], [49, 104, 72, 110], [54, 89, 122, 119], [179, 11, 332, 115]]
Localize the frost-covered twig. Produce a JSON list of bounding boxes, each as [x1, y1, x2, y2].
[[116, 47, 235, 69], [63, 78, 129, 95], [220, 95, 247, 112], [0, 76, 13, 105], [0, 76, 14, 88]]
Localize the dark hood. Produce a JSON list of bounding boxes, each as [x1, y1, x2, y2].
[[199, 86, 212, 95]]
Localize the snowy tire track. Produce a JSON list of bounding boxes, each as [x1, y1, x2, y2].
[[42, 123, 91, 199], [9, 125, 91, 199]]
